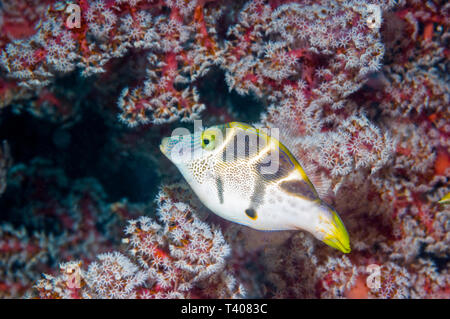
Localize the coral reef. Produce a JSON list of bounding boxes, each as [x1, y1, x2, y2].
[[33, 185, 244, 299], [253, 0, 450, 299], [0, 0, 448, 299], [0, 158, 138, 297]]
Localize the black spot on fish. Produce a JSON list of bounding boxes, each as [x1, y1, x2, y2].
[[245, 208, 257, 219], [216, 176, 224, 204], [280, 180, 318, 200]]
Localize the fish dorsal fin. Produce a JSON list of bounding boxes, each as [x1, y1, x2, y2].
[[307, 170, 333, 202], [255, 121, 333, 202]]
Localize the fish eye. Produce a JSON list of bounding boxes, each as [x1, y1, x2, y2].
[[201, 130, 217, 150]]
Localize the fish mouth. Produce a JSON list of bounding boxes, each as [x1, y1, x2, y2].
[[160, 137, 170, 157], [322, 211, 351, 253]]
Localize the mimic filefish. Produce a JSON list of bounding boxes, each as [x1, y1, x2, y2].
[[438, 192, 450, 205], [160, 122, 351, 253]]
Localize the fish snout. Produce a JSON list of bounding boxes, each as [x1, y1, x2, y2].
[[160, 136, 190, 163], [160, 137, 171, 157]]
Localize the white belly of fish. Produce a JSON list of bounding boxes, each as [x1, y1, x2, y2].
[[189, 176, 319, 233]]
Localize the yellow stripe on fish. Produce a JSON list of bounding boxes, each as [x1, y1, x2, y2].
[[160, 122, 351, 253]]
